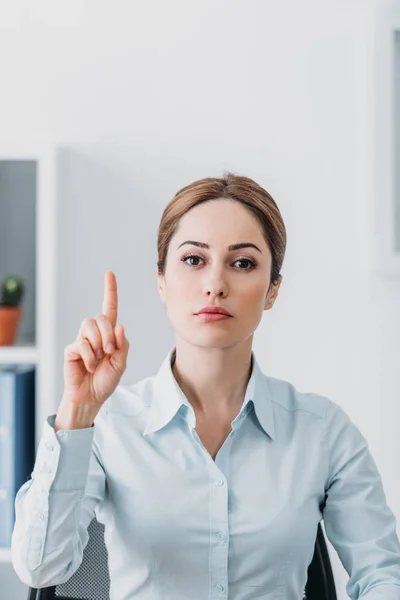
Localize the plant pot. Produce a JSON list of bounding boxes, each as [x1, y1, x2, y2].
[[0, 306, 23, 346]]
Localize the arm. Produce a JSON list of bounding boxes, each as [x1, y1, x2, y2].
[[10, 410, 106, 589], [322, 400, 400, 599]]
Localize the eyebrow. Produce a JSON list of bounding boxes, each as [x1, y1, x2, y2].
[[177, 240, 262, 253]]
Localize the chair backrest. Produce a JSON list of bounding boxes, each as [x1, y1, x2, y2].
[[27, 519, 336, 600], [304, 523, 337, 600], [27, 517, 109, 600]]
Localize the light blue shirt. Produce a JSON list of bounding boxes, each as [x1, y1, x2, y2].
[[11, 346, 400, 599]]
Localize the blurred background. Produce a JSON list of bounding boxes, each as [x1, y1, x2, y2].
[[0, 0, 399, 598]]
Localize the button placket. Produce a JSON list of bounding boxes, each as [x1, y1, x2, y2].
[[210, 467, 229, 599]]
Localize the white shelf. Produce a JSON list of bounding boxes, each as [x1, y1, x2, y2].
[[0, 144, 57, 567], [0, 341, 39, 365]]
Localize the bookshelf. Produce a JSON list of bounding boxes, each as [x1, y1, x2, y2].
[[0, 144, 57, 570], [374, 7, 400, 278]]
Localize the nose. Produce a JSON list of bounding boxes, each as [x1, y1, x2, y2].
[[202, 264, 228, 298], [203, 282, 227, 298], [206, 289, 224, 297]]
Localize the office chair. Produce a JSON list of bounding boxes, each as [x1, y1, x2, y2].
[[27, 519, 336, 600], [304, 522, 337, 600], [27, 517, 109, 600]]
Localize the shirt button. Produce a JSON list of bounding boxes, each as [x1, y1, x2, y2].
[[215, 478, 224, 486], [217, 531, 226, 541], [216, 583, 225, 593], [37, 511, 45, 521], [45, 442, 54, 451]]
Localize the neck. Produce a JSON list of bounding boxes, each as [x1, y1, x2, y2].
[[171, 339, 254, 418]]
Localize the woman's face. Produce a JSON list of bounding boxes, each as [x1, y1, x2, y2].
[[156, 198, 281, 349]]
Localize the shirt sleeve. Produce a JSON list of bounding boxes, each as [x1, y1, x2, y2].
[[11, 410, 106, 589], [322, 400, 400, 599]]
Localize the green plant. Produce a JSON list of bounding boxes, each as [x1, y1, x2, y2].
[[0, 275, 25, 307]]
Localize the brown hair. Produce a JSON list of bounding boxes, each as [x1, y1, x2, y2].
[[157, 172, 287, 291]]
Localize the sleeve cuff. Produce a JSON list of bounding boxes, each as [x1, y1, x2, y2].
[[31, 414, 96, 492], [360, 584, 400, 598]]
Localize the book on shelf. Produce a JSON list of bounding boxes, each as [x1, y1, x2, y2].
[[0, 364, 35, 548]]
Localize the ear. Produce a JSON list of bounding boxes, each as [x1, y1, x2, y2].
[[264, 276, 282, 311], [156, 268, 167, 303]]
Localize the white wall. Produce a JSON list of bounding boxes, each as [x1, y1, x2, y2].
[[1, 1, 399, 598]]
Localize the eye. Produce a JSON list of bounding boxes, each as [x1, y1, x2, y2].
[[181, 254, 257, 270], [234, 258, 257, 270], [181, 254, 203, 267]]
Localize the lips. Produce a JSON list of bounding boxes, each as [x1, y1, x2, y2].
[[196, 312, 231, 321], [196, 307, 232, 317]]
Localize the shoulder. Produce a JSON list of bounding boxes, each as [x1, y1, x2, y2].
[[263, 373, 364, 446], [99, 373, 156, 418], [92, 374, 157, 444], [263, 372, 340, 422]]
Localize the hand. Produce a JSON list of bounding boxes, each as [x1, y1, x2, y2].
[[62, 271, 130, 409]]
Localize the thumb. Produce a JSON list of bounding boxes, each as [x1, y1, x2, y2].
[[114, 324, 127, 352], [114, 325, 129, 355], [109, 324, 129, 373]]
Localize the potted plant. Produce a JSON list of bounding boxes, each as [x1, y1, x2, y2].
[[0, 274, 25, 346]]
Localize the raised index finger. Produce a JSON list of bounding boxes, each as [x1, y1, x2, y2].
[[102, 271, 118, 328]]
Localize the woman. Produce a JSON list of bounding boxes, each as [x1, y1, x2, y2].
[[11, 173, 400, 599]]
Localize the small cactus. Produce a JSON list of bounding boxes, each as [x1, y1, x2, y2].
[[0, 275, 25, 307]]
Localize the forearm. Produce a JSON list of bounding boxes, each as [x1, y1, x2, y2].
[[11, 415, 97, 588]]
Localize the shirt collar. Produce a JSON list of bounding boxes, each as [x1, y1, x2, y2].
[[143, 346, 275, 440]]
